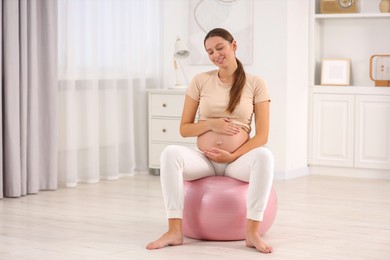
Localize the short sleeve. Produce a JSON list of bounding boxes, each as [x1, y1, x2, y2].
[[253, 76, 270, 103], [186, 75, 201, 102]]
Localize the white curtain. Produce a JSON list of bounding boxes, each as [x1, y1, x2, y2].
[[57, 0, 163, 187], [1, 0, 58, 198]]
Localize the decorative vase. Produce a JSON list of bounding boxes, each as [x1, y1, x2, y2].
[[379, 0, 390, 12]]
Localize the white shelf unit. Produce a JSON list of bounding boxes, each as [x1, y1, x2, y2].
[[308, 0, 390, 179], [310, 1, 390, 88]]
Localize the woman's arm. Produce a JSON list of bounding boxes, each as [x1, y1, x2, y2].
[[179, 96, 208, 137], [233, 101, 269, 157], [203, 101, 269, 163], [180, 95, 241, 137]]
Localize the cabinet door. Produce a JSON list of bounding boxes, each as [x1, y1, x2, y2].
[[355, 96, 390, 170], [312, 94, 354, 167]]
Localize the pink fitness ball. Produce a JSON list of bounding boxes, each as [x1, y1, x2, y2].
[[182, 176, 277, 241]]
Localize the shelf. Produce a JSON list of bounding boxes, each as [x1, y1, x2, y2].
[[311, 5, 390, 88], [310, 85, 390, 95], [315, 13, 390, 19]]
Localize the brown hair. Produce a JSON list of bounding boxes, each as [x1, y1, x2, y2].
[[204, 28, 246, 114]]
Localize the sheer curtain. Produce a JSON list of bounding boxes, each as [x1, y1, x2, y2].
[[57, 0, 163, 187]]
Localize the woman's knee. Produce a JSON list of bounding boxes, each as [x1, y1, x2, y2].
[[252, 147, 274, 164], [160, 145, 184, 162]]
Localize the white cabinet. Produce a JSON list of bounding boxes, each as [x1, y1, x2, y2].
[[309, 87, 390, 178], [147, 89, 196, 174]]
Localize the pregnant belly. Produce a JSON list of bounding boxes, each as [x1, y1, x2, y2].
[[197, 129, 249, 153]]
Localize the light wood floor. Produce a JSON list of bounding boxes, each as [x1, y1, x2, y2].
[[0, 174, 389, 260]]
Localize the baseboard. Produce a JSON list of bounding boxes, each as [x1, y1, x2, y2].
[[310, 165, 390, 180]]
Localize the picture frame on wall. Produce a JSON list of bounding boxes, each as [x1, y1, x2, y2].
[[321, 59, 351, 86]]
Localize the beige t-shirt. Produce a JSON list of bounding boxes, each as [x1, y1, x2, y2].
[[186, 70, 270, 133]]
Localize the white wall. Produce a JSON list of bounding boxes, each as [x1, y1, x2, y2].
[[163, 0, 309, 179], [285, 0, 309, 179]]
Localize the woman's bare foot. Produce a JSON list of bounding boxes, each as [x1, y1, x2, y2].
[[246, 219, 273, 253], [146, 230, 183, 250], [146, 219, 183, 250], [246, 232, 273, 253]]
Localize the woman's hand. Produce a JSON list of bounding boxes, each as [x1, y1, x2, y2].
[[203, 147, 235, 163], [208, 118, 240, 135]]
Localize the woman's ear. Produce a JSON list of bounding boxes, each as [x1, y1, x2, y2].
[[232, 40, 237, 51]]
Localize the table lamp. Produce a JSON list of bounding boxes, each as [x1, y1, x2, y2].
[[173, 37, 190, 88]]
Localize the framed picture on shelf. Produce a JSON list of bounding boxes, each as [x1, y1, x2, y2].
[[321, 59, 351, 86]]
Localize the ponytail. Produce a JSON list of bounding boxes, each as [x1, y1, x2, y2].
[[226, 58, 246, 114]]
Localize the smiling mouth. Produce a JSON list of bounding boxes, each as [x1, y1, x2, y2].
[[215, 57, 224, 64]]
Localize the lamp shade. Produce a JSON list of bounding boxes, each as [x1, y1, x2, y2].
[[174, 38, 190, 59]]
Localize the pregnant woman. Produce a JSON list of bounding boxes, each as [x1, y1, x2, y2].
[[146, 28, 274, 254]]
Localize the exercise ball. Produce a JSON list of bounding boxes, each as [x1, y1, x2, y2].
[[182, 176, 277, 241]]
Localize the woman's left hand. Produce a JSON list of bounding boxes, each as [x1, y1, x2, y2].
[[203, 147, 235, 163]]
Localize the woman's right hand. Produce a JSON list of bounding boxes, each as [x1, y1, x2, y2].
[[208, 118, 240, 135]]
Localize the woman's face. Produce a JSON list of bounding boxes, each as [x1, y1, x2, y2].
[[204, 36, 237, 69]]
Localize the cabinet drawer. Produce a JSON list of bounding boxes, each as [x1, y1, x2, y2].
[[150, 93, 185, 117], [150, 119, 196, 144]]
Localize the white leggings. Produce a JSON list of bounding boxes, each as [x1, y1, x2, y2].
[[160, 145, 274, 221]]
